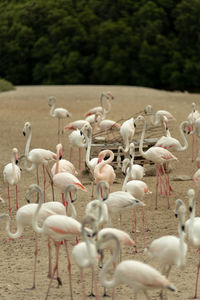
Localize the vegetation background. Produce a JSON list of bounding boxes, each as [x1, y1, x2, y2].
[[0, 0, 200, 91]]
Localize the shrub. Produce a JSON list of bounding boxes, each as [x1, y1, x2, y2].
[[0, 79, 15, 92]]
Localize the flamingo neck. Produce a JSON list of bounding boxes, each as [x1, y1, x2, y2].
[[99, 235, 120, 289], [139, 119, 147, 159], [32, 186, 44, 234], [11, 152, 17, 182], [179, 121, 188, 151], [24, 126, 36, 171], [49, 98, 56, 117], [64, 190, 77, 219], [83, 128, 93, 169], [4, 214, 24, 239], [81, 217, 95, 267], [178, 206, 186, 267]]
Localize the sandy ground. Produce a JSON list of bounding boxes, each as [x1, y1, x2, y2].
[[0, 85, 199, 300]]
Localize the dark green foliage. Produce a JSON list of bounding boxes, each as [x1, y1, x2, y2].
[[0, 79, 15, 92], [0, 0, 200, 90]]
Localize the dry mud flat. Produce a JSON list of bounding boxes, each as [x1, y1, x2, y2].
[[0, 85, 199, 300]]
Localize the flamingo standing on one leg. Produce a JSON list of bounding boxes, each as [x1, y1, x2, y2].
[[135, 115, 177, 210], [22, 121, 57, 202], [97, 233, 176, 300], [48, 96, 71, 143], [3, 148, 21, 215]]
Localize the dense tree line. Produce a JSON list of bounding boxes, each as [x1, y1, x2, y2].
[[0, 0, 200, 90]]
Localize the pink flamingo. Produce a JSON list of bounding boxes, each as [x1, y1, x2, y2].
[[64, 119, 90, 130], [23, 122, 57, 202], [0, 183, 66, 289], [97, 233, 176, 300], [84, 91, 114, 118], [31, 184, 89, 300], [144, 104, 176, 126], [94, 149, 116, 189], [146, 200, 187, 299], [135, 115, 177, 209], [3, 148, 21, 215], [48, 96, 71, 143], [193, 156, 200, 200], [72, 214, 99, 300], [190, 116, 200, 162]]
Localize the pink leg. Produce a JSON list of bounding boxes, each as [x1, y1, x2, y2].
[[189, 251, 200, 299], [45, 242, 61, 300], [43, 165, 46, 203], [79, 148, 82, 178], [166, 163, 173, 196], [142, 206, 146, 250], [196, 136, 199, 159], [133, 208, 137, 253], [69, 147, 73, 162], [93, 269, 99, 300], [192, 134, 195, 162], [161, 165, 170, 209], [155, 166, 159, 210], [8, 185, 11, 217], [48, 238, 52, 278], [80, 269, 86, 300], [15, 185, 19, 210], [31, 232, 38, 289], [64, 240, 73, 300]]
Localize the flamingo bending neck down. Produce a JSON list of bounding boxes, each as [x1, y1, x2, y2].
[[144, 104, 176, 126], [97, 233, 176, 300], [48, 96, 71, 143], [3, 147, 21, 214], [135, 115, 177, 210], [94, 149, 116, 189]]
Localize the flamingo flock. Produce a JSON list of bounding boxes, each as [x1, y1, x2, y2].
[[0, 90, 200, 300]]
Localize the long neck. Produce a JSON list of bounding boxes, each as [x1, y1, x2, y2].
[[32, 186, 44, 234], [104, 97, 111, 114], [4, 214, 24, 239], [122, 172, 129, 191], [11, 152, 17, 182], [178, 121, 188, 151], [178, 206, 186, 267], [83, 129, 92, 168], [97, 151, 113, 174], [55, 147, 60, 175], [139, 119, 147, 158], [64, 189, 77, 218], [189, 200, 199, 245], [25, 126, 32, 157], [100, 93, 106, 119], [81, 217, 95, 267], [149, 107, 157, 125], [99, 235, 120, 288], [49, 98, 56, 117]]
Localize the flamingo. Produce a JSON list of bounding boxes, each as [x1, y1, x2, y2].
[[85, 181, 109, 228], [97, 233, 176, 300], [94, 149, 116, 188], [180, 189, 200, 299], [64, 119, 90, 130], [84, 91, 114, 118], [51, 143, 78, 177], [135, 115, 177, 209], [0, 183, 67, 289], [122, 142, 145, 180], [22, 121, 57, 202], [68, 129, 86, 175], [72, 214, 99, 300], [48, 96, 71, 143], [98, 119, 121, 140], [31, 183, 90, 300], [144, 104, 176, 126], [187, 102, 200, 161], [193, 156, 200, 200], [3, 147, 21, 214], [118, 118, 136, 162], [146, 200, 187, 298], [155, 117, 189, 152], [190, 116, 200, 162]]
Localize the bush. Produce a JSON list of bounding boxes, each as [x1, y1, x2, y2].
[[0, 79, 15, 92]]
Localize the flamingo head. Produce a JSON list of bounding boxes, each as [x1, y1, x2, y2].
[[23, 121, 31, 136], [13, 148, 19, 164], [48, 96, 56, 106], [106, 91, 114, 100]]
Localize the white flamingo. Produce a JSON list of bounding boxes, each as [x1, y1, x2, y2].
[[144, 104, 176, 126], [48, 96, 71, 142], [3, 147, 21, 214]]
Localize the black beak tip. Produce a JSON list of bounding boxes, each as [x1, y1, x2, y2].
[[15, 160, 19, 165], [23, 131, 26, 136], [175, 213, 178, 218]]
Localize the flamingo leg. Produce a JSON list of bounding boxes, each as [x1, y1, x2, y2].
[[88, 269, 95, 297], [93, 269, 99, 300], [69, 147, 73, 163], [58, 118, 61, 143], [79, 148, 82, 179], [133, 208, 137, 253], [142, 206, 146, 250], [48, 238, 52, 278], [64, 240, 73, 300], [161, 165, 170, 209], [192, 134, 195, 162], [43, 165, 46, 203], [8, 185, 11, 217], [45, 242, 61, 300], [196, 135, 199, 160], [45, 166, 55, 201], [31, 232, 38, 289], [80, 269, 86, 300], [189, 252, 200, 299], [15, 185, 18, 210], [155, 166, 159, 210]]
